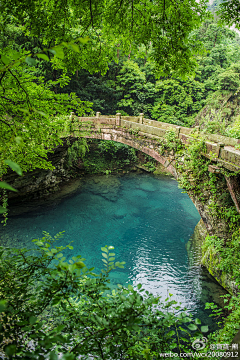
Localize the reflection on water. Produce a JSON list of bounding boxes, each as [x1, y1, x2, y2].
[[0, 173, 227, 331]]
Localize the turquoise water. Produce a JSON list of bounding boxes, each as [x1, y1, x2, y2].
[[0, 173, 226, 330]]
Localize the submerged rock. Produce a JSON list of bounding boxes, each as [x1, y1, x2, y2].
[[85, 175, 121, 202]]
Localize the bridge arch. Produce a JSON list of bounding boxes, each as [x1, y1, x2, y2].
[[84, 132, 178, 179]]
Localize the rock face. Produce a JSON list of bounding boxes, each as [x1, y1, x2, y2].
[[188, 219, 239, 296], [186, 219, 208, 266], [3, 138, 74, 204]]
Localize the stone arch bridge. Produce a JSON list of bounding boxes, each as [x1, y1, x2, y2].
[[71, 112, 240, 218]]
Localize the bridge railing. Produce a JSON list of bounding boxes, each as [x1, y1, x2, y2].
[[75, 112, 240, 172]]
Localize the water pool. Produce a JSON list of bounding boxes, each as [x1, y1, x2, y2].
[[0, 173, 227, 330]]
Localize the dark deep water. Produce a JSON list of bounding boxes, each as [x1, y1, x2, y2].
[[0, 173, 227, 331]]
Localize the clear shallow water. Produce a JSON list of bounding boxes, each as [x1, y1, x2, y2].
[[0, 173, 227, 330]]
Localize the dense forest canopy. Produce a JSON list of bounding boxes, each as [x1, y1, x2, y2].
[[0, 0, 240, 174]]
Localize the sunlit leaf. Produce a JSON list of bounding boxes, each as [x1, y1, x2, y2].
[[51, 46, 64, 59], [4, 160, 22, 175], [201, 325, 209, 333], [69, 43, 80, 53], [78, 36, 90, 44], [188, 324, 198, 331]]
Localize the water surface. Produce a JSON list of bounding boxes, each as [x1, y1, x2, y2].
[[0, 173, 227, 330]]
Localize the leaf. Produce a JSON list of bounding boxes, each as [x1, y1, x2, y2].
[[101, 247, 108, 253], [0, 300, 7, 312], [108, 246, 114, 250], [78, 36, 90, 44], [102, 259, 107, 264], [36, 53, 50, 61], [1, 55, 10, 65], [4, 160, 22, 175], [102, 253, 108, 258], [69, 43, 80, 53], [108, 253, 115, 256], [25, 57, 37, 66], [11, 52, 21, 60], [35, 241, 44, 246], [195, 318, 201, 325], [49, 351, 58, 360], [201, 325, 209, 333], [75, 261, 85, 269], [18, 108, 30, 114], [168, 330, 175, 337], [15, 136, 23, 145], [108, 257, 115, 261], [5, 344, 16, 356], [29, 316, 37, 325], [0, 181, 17, 192], [51, 46, 64, 59], [32, 109, 47, 117], [187, 323, 198, 331]]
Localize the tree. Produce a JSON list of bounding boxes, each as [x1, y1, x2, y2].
[[218, 0, 240, 29], [0, 0, 208, 77], [0, 0, 210, 176]]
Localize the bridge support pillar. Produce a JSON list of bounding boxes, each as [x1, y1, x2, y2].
[[116, 113, 121, 126], [225, 175, 240, 213], [96, 112, 101, 118]]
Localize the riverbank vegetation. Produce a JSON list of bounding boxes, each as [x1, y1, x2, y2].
[[1, 0, 240, 358]]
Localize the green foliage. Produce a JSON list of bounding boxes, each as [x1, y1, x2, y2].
[[218, 69, 240, 92], [82, 140, 138, 174], [67, 139, 89, 167], [0, 160, 22, 225], [152, 79, 206, 126], [218, 0, 240, 29], [0, 233, 210, 359], [158, 128, 183, 155], [225, 116, 240, 139], [101, 245, 126, 273], [144, 162, 156, 173], [0, 52, 92, 173], [116, 60, 155, 116], [177, 137, 209, 194], [97, 140, 137, 163]]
